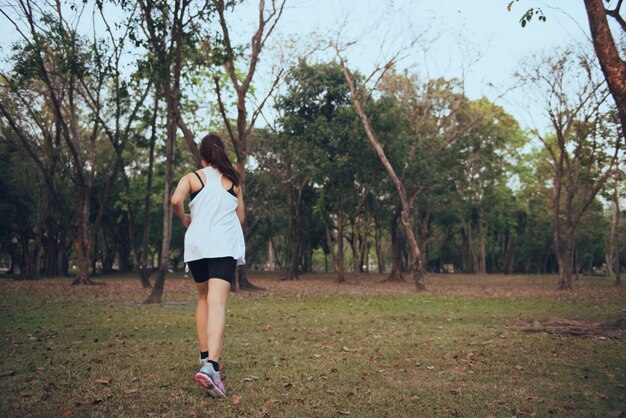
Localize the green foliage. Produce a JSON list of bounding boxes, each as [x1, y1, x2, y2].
[[507, 1, 547, 27]]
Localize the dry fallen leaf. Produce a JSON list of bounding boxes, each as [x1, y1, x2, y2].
[[514, 365, 524, 370], [337, 410, 351, 415], [94, 377, 111, 384], [230, 394, 241, 405], [124, 388, 140, 394], [60, 406, 73, 417]]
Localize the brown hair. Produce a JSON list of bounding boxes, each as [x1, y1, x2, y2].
[[199, 134, 239, 186]]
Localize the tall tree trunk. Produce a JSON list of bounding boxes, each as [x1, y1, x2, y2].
[[233, 166, 263, 291], [323, 213, 337, 274], [385, 206, 405, 282], [145, 88, 177, 303], [557, 226, 575, 290], [139, 97, 158, 288], [460, 215, 477, 273], [285, 181, 300, 280], [296, 190, 304, 275], [374, 215, 385, 273], [584, 0, 626, 146], [612, 173, 621, 286], [335, 212, 345, 283], [71, 193, 96, 285], [349, 216, 359, 273], [359, 210, 371, 273], [418, 209, 430, 272], [477, 207, 487, 274]]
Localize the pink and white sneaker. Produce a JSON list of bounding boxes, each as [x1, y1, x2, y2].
[[194, 362, 227, 398]]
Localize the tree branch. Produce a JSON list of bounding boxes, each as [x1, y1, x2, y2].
[[606, 0, 626, 33], [213, 74, 238, 155]]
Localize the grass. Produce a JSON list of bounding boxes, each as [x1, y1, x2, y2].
[[0, 273, 624, 417]]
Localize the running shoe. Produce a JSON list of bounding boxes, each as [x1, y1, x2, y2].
[[194, 362, 227, 398], [198, 357, 224, 377]]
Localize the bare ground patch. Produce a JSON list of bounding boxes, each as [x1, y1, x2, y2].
[[507, 317, 626, 339], [1, 272, 624, 304]]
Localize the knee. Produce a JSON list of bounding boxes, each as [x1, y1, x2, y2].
[[207, 295, 227, 308]]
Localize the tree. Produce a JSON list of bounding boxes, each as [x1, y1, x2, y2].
[[518, 49, 621, 289], [337, 57, 428, 289], [135, 0, 210, 302], [510, 0, 626, 146], [447, 99, 526, 273], [0, 1, 135, 285], [584, 0, 626, 146], [273, 61, 355, 281], [213, 0, 286, 289]]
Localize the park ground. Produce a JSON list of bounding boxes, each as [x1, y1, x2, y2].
[[0, 273, 624, 417]]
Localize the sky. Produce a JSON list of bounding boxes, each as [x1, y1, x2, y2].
[[0, 0, 618, 135], [224, 0, 600, 133]]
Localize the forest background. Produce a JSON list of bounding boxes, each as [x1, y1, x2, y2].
[[0, 0, 624, 301]]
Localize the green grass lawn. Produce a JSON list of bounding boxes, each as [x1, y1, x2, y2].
[[0, 273, 624, 417]]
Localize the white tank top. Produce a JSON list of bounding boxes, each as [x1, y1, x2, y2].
[[183, 166, 245, 265]]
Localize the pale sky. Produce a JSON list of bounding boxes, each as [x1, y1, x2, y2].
[[0, 1, 620, 134], [231, 0, 599, 133]]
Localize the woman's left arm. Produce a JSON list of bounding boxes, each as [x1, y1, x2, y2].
[[171, 174, 191, 228], [234, 185, 245, 225]]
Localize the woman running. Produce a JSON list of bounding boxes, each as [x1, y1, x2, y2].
[[170, 133, 245, 398]]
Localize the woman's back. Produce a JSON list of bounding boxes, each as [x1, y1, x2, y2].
[[184, 166, 245, 265]]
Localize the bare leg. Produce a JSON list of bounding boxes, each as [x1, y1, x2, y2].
[[207, 278, 231, 362], [195, 281, 209, 353]]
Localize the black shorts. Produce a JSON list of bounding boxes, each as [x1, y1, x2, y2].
[[187, 257, 237, 285]]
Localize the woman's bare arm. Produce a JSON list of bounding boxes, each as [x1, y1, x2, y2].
[[234, 185, 245, 225], [171, 174, 191, 228]]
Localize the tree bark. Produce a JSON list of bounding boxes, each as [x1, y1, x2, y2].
[[374, 215, 386, 273], [285, 179, 299, 280], [584, 0, 626, 146], [323, 213, 337, 274], [557, 226, 575, 290], [139, 95, 159, 288], [612, 172, 621, 286], [385, 206, 405, 282], [349, 216, 360, 273], [477, 207, 487, 274], [335, 212, 346, 283], [418, 209, 430, 272], [145, 90, 176, 303]]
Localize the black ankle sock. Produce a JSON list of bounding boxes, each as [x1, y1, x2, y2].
[[208, 360, 220, 370], [200, 351, 209, 360]]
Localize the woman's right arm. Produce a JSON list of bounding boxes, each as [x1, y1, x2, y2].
[[171, 175, 191, 228]]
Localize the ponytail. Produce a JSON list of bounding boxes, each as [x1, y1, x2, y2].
[[199, 134, 239, 186]]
